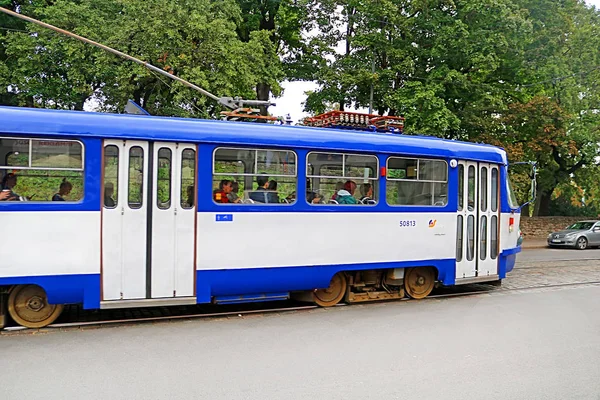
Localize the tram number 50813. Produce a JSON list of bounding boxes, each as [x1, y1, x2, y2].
[[399, 220, 416, 227]]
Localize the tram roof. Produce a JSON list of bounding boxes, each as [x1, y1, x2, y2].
[[0, 106, 507, 164]]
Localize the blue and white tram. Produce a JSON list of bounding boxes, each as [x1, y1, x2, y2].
[[0, 106, 523, 328]]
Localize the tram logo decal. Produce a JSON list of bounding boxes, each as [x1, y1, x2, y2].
[[428, 219, 437, 228]]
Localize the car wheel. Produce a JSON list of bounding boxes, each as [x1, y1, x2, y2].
[[576, 237, 588, 250]]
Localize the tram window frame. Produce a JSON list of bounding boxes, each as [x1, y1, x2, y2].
[[128, 146, 144, 209], [180, 148, 196, 209], [386, 157, 448, 207], [306, 151, 379, 206], [103, 145, 119, 209], [156, 147, 172, 210], [212, 147, 298, 205], [0, 137, 85, 202]]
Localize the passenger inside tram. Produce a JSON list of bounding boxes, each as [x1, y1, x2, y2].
[[227, 181, 239, 203], [1, 173, 21, 201], [360, 183, 374, 204], [250, 175, 279, 203], [307, 191, 324, 204], [214, 179, 238, 203], [52, 179, 72, 201], [104, 182, 116, 207], [335, 181, 358, 204], [330, 181, 344, 202]]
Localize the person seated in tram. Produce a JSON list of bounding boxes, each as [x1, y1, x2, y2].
[[227, 181, 240, 203], [249, 175, 279, 203], [330, 181, 344, 202], [52, 179, 72, 201], [336, 181, 357, 204], [359, 183, 374, 203], [1, 173, 21, 201], [104, 182, 116, 207], [267, 179, 280, 203], [214, 179, 237, 203], [307, 190, 324, 204]]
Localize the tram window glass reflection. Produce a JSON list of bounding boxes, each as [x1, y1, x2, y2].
[[480, 216, 487, 260], [306, 152, 378, 205], [467, 165, 475, 211], [128, 146, 144, 208], [212, 147, 297, 204], [156, 148, 172, 209], [456, 215, 463, 262], [480, 167, 488, 211], [386, 157, 447, 206], [181, 149, 196, 209], [491, 216, 498, 259], [491, 167, 498, 212], [0, 137, 84, 202], [104, 145, 119, 208]]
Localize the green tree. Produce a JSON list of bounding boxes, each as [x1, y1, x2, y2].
[[0, 0, 283, 117]]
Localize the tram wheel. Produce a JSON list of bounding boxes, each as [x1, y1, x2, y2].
[[313, 272, 347, 307], [8, 285, 64, 329], [404, 267, 436, 299]]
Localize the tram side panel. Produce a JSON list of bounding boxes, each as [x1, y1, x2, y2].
[[0, 137, 103, 308], [194, 211, 457, 302]]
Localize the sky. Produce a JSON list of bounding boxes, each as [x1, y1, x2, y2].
[[270, 0, 600, 125]]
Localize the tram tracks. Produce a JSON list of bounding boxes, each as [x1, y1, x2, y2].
[[3, 279, 600, 334]]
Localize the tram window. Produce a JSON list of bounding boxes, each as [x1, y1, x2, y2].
[[213, 147, 297, 204], [0, 137, 84, 202], [480, 216, 487, 260], [480, 167, 488, 211], [128, 146, 144, 209], [386, 157, 447, 206], [31, 140, 83, 169], [467, 215, 475, 261], [456, 215, 463, 262], [181, 149, 196, 209], [491, 167, 498, 212], [104, 145, 119, 208], [490, 216, 498, 259], [458, 164, 464, 211], [467, 165, 475, 211], [156, 148, 172, 209], [306, 152, 378, 205]]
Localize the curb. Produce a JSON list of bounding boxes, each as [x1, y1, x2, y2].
[[521, 244, 548, 250], [521, 238, 548, 250]]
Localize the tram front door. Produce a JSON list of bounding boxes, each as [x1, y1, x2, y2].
[[455, 161, 500, 282], [101, 140, 197, 305]]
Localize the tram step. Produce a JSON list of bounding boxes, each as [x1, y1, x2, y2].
[[213, 292, 290, 305], [454, 275, 500, 285]]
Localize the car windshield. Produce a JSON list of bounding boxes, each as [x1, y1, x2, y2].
[[566, 222, 594, 230]]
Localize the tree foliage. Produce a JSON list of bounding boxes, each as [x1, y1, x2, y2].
[[0, 0, 283, 117]]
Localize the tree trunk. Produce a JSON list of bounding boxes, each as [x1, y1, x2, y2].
[[256, 82, 270, 116], [534, 184, 556, 216]]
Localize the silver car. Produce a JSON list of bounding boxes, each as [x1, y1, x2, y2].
[[547, 220, 600, 250]]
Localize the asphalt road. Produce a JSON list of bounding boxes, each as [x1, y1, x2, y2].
[[518, 246, 600, 263], [1, 285, 599, 400]]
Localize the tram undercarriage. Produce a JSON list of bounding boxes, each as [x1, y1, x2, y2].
[[293, 267, 438, 307]]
